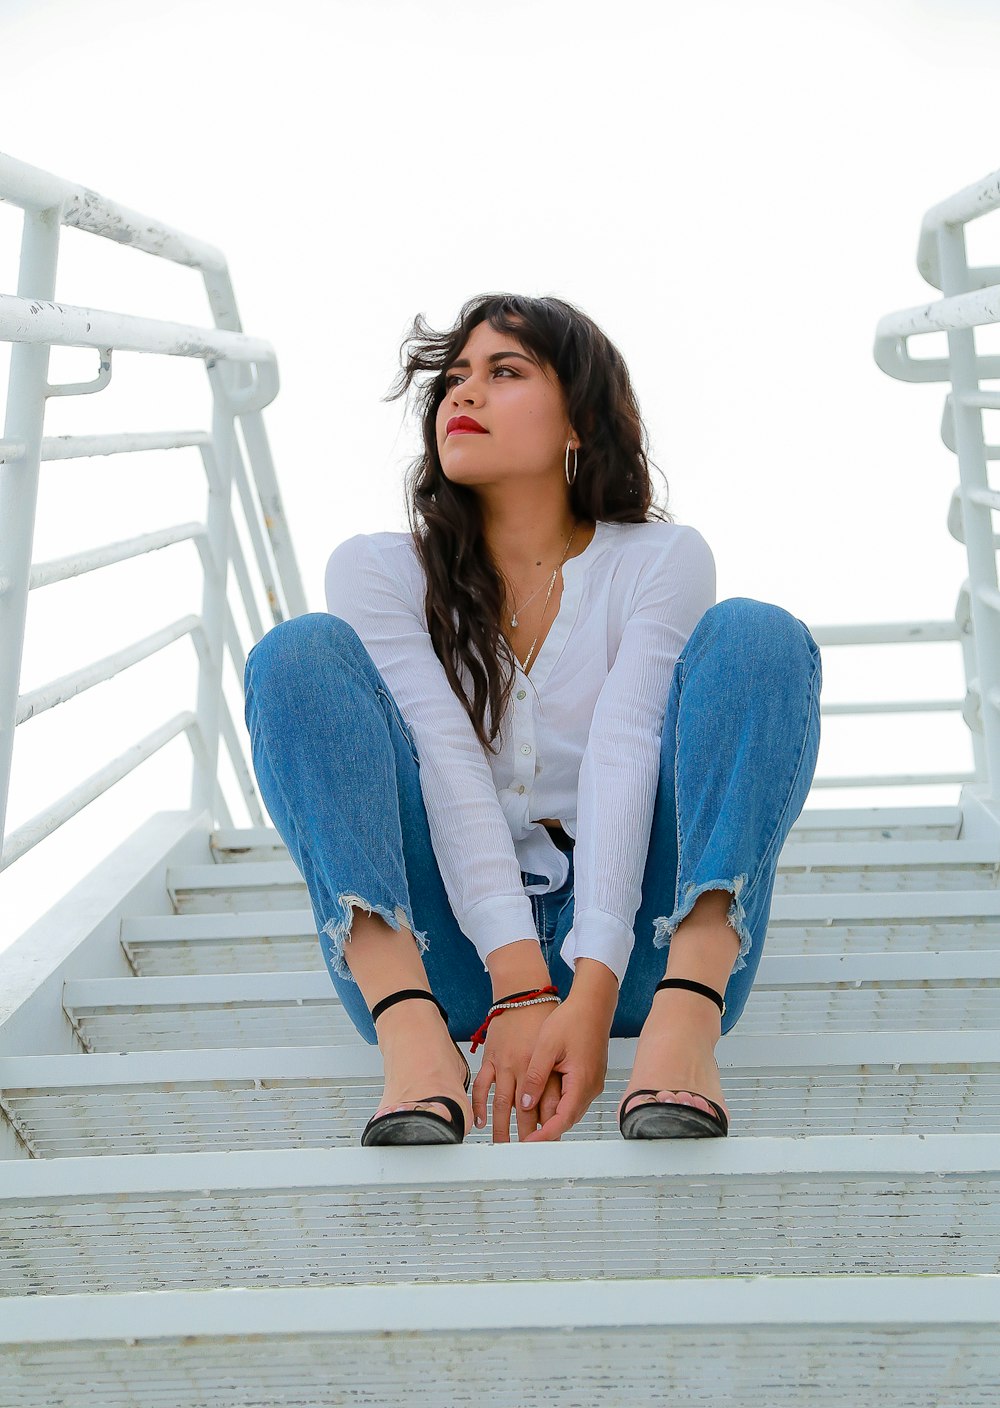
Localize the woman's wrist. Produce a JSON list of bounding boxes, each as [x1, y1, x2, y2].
[[486, 938, 551, 1002], [569, 957, 619, 1019]]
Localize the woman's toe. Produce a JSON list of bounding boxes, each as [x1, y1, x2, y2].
[[658, 1090, 708, 1112]]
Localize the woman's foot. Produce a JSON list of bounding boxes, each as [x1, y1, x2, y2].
[[617, 986, 730, 1129], [372, 997, 473, 1137]]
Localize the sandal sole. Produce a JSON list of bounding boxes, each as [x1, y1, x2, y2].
[[361, 1101, 467, 1146], [620, 1102, 728, 1139]]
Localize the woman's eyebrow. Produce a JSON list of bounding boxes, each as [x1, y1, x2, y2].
[[445, 350, 537, 371]]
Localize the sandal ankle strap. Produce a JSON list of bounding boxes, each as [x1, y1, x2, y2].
[[654, 977, 726, 1016], [370, 987, 448, 1025]]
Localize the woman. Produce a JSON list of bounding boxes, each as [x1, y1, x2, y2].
[[243, 293, 822, 1147]]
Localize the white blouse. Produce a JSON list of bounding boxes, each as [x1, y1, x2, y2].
[[324, 519, 716, 987]]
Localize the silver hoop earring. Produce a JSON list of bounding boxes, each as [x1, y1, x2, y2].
[[565, 442, 578, 486]]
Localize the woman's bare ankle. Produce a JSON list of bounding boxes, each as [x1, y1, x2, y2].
[[378, 1005, 468, 1107], [376, 997, 445, 1051], [341, 903, 433, 1014]]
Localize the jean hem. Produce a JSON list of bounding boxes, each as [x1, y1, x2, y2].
[[652, 873, 752, 974], [320, 894, 430, 985]]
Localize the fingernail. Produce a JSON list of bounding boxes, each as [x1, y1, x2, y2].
[[521, 1094, 532, 1108], [475, 1115, 484, 1127]]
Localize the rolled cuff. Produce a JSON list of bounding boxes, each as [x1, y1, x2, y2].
[[462, 892, 540, 974], [558, 908, 634, 989]]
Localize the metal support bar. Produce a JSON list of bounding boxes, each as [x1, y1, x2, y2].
[[0, 711, 198, 871], [0, 201, 63, 851], [874, 166, 1000, 811], [0, 155, 303, 880]]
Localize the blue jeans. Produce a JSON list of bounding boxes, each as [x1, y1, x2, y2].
[[243, 597, 822, 1045]]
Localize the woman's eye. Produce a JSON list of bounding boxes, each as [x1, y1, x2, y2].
[[444, 366, 516, 387]]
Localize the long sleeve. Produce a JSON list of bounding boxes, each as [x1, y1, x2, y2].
[[559, 527, 717, 987], [324, 534, 537, 972]]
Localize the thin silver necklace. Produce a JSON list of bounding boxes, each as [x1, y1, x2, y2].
[[510, 523, 579, 673]]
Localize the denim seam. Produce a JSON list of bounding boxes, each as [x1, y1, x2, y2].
[[246, 667, 424, 986], [741, 658, 822, 909], [673, 657, 684, 914], [245, 675, 317, 911], [658, 647, 820, 977], [376, 687, 419, 765]]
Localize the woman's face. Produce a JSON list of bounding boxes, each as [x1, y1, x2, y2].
[[435, 319, 577, 490]]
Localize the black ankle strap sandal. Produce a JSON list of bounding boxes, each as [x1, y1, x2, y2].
[[619, 977, 729, 1141], [651, 976, 726, 1014], [362, 988, 472, 1148]]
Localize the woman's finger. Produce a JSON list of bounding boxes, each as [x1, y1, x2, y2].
[[471, 1061, 494, 1131], [538, 1077, 562, 1139], [521, 1076, 563, 1142], [492, 1077, 516, 1143], [515, 1070, 557, 1142], [524, 1072, 584, 1142]]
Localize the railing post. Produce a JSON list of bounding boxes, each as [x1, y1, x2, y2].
[[936, 223, 1000, 804], [0, 203, 62, 849], [188, 366, 239, 821], [955, 581, 988, 785], [202, 265, 307, 624]]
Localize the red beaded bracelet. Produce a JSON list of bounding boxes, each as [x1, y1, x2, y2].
[[469, 984, 561, 1053]]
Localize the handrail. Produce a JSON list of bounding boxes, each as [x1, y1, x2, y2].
[[915, 166, 1000, 292], [804, 614, 975, 792], [874, 163, 1000, 810], [0, 154, 988, 895], [0, 150, 230, 268], [0, 151, 305, 875]]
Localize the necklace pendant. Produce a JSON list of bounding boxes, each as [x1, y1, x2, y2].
[[511, 614, 518, 628]]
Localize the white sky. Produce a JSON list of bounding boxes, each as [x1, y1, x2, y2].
[[2, 0, 999, 954]]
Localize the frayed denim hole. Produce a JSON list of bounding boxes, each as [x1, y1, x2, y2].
[[320, 893, 429, 986]]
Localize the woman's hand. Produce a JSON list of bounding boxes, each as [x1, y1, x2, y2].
[[472, 1000, 563, 1144], [518, 993, 611, 1141], [472, 992, 612, 1143]]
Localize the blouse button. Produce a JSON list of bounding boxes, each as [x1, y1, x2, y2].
[[521, 744, 532, 755], [518, 784, 526, 793], [516, 690, 526, 700]]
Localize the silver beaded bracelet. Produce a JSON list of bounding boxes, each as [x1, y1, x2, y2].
[[488, 994, 561, 1016]]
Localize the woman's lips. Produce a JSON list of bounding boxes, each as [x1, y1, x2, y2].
[[448, 427, 487, 434]]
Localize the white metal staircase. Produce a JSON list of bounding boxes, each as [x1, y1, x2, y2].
[[2, 154, 1000, 1405]]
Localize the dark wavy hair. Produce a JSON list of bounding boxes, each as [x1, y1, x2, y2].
[[382, 292, 674, 756]]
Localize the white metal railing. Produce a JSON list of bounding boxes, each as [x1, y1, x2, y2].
[[0, 150, 305, 873], [874, 164, 1000, 809], [805, 611, 975, 794], [1, 153, 994, 889]]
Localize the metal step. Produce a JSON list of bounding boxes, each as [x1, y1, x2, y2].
[[2, 802, 998, 1406], [120, 908, 353, 975], [165, 840, 999, 916], [209, 805, 967, 862], [120, 899, 1000, 976], [62, 946, 1000, 1051], [775, 803, 964, 841], [4, 1277, 998, 1407], [2, 1136, 999, 1296], [773, 839, 999, 891], [1, 1031, 997, 1157]]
